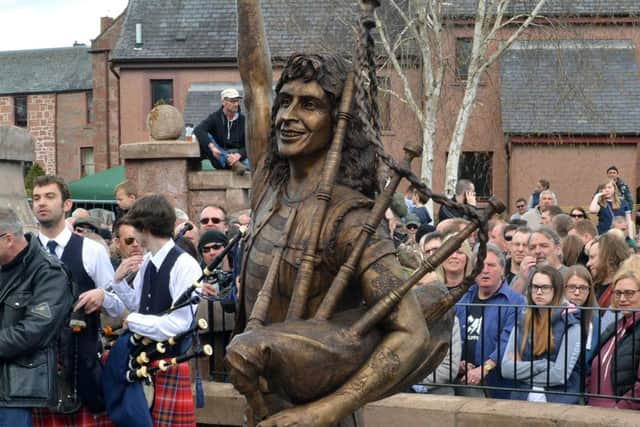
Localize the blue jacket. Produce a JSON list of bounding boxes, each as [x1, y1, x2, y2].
[[455, 281, 526, 398]]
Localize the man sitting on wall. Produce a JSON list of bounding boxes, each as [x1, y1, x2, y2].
[[194, 88, 249, 175]]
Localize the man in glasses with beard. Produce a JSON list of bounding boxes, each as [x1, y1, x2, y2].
[[111, 218, 144, 286]]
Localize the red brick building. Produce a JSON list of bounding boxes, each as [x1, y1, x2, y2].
[[0, 15, 123, 182]]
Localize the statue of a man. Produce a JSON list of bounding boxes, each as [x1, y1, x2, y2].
[[229, 1, 432, 425]]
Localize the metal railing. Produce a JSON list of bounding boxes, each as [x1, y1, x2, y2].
[[202, 300, 640, 406]]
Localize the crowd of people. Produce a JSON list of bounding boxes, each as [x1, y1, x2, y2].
[[0, 175, 246, 426], [2, 162, 639, 425], [393, 167, 639, 410]]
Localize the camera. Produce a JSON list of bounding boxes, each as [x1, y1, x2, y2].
[[204, 269, 235, 313]]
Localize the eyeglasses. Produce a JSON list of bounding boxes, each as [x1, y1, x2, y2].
[[531, 284, 554, 293], [565, 284, 589, 293], [613, 289, 640, 299], [200, 217, 224, 226], [123, 237, 137, 246], [406, 224, 418, 230], [74, 226, 94, 234], [201, 243, 224, 253], [570, 214, 586, 219]]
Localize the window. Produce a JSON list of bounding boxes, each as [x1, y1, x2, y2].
[[151, 80, 173, 106], [80, 147, 95, 177], [458, 151, 493, 199], [456, 38, 473, 81], [377, 76, 392, 131], [86, 91, 93, 124], [14, 95, 27, 127]]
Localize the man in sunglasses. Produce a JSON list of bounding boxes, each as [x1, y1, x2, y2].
[[509, 197, 528, 221], [198, 230, 232, 292], [199, 204, 228, 233], [111, 219, 144, 285]]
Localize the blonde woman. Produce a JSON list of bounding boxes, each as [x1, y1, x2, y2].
[[589, 180, 632, 238]]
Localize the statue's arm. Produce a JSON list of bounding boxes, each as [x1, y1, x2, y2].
[[237, 0, 272, 169], [260, 255, 429, 426]]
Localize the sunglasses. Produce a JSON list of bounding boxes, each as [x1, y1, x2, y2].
[[406, 224, 418, 230], [571, 214, 586, 219], [201, 243, 224, 253], [123, 237, 137, 246], [516, 204, 526, 209], [74, 226, 94, 234], [200, 217, 224, 225]]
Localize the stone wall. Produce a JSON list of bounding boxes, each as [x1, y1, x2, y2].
[[194, 382, 640, 427], [28, 94, 56, 174]]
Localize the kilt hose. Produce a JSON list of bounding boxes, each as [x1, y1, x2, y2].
[[32, 407, 115, 427], [150, 362, 195, 427]]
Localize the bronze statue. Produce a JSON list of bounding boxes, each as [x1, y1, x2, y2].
[[227, 1, 504, 426]]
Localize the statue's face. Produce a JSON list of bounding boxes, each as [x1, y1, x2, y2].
[[275, 79, 332, 159]]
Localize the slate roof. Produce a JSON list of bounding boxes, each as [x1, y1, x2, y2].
[[0, 46, 92, 95], [112, 0, 357, 62], [499, 39, 640, 135], [183, 82, 244, 126], [443, 0, 640, 17]]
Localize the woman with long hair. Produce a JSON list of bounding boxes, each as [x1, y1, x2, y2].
[[587, 268, 640, 409], [502, 265, 582, 403], [587, 232, 630, 307], [589, 180, 633, 238], [563, 265, 614, 370]]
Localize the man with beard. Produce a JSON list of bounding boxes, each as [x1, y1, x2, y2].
[[111, 219, 144, 286], [31, 175, 125, 426]]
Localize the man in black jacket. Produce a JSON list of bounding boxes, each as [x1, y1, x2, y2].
[[0, 207, 73, 426], [194, 88, 249, 175]]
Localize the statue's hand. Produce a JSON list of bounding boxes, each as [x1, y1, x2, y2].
[[257, 402, 337, 427]]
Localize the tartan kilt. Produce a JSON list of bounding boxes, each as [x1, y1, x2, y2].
[[150, 361, 195, 427], [32, 407, 115, 427]]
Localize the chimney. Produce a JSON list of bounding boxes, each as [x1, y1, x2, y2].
[[135, 23, 143, 49], [100, 16, 114, 33]]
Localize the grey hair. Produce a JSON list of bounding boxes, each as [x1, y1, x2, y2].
[[473, 242, 506, 270], [539, 189, 558, 205], [0, 207, 23, 236], [529, 226, 561, 247]]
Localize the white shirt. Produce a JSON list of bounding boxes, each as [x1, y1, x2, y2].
[[38, 227, 125, 318], [111, 239, 201, 342]]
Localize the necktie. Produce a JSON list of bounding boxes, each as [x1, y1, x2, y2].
[[47, 240, 58, 257]]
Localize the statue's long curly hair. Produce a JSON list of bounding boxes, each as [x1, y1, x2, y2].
[[264, 53, 380, 199]]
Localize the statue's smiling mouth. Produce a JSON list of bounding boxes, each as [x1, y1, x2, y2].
[[279, 128, 306, 141]]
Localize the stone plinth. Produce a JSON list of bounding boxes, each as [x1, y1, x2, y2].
[[121, 141, 252, 217], [121, 141, 201, 212], [188, 170, 252, 219], [0, 126, 37, 233], [194, 383, 640, 427]]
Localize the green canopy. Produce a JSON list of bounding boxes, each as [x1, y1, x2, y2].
[[68, 165, 124, 200]]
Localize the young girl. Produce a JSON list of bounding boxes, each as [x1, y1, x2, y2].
[[502, 265, 582, 403], [589, 180, 632, 238]]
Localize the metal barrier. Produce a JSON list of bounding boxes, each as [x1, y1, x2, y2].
[[418, 303, 640, 406], [202, 299, 640, 406]]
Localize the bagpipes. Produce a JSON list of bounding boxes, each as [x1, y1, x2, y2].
[[100, 233, 242, 426]]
